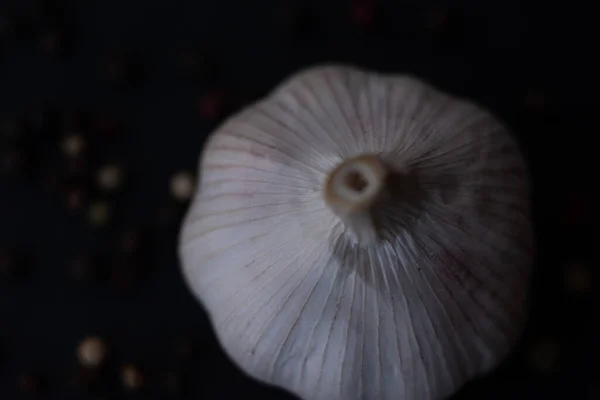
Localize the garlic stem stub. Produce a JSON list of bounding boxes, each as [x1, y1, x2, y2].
[[178, 65, 534, 400]]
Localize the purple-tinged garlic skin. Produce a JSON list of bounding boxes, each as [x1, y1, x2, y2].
[[179, 65, 533, 400]]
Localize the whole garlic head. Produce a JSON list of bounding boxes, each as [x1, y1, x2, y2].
[[179, 65, 533, 400]]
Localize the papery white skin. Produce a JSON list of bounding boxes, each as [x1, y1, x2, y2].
[[179, 65, 533, 400]]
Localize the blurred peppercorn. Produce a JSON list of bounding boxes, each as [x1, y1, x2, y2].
[[121, 363, 144, 392], [64, 185, 89, 215], [68, 251, 104, 284], [162, 369, 186, 396], [103, 48, 142, 89], [18, 374, 44, 395]]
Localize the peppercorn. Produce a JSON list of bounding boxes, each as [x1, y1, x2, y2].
[[121, 363, 144, 392], [170, 170, 196, 202], [68, 252, 102, 284], [103, 48, 142, 89], [71, 366, 103, 394], [18, 374, 44, 395], [524, 88, 546, 113], [88, 200, 112, 228], [162, 369, 186, 396], [41, 166, 63, 194], [96, 163, 125, 193], [527, 337, 560, 375], [174, 334, 196, 362], [120, 228, 145, 257], [77, 336, 109, 369], [176, 42, 221, 82], [39, 18, 71, 59], [93, 111, 119, 138], [425, 3, 448, 32], [426, 4, 467, 47], [198, 89, 227, 120], [61, 133, 87, 159], [564, 263, 593, 294], [155, 201, 185, 229], [349, 0, 377, 29], [562, 192, 589, 226], [177, 43, 201, 75], [64, 185, 89, 215]]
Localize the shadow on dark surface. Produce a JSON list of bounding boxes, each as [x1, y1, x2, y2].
[[1, 0, 597, 399]]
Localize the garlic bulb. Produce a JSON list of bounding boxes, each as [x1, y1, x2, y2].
[[179, 65, 533, 400]]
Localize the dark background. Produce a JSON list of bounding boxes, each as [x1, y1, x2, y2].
[[0, 0, 597, 399]]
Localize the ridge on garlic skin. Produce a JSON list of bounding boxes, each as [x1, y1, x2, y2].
[[178, 64, 533, 400]]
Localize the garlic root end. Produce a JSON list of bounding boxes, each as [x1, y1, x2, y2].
[[324, 154, 388, 245]]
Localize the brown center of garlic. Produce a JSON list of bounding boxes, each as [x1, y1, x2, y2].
[[324, 154, 388, 245]]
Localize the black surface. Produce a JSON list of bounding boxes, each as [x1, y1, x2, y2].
[[0, 0, 598, 399]]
